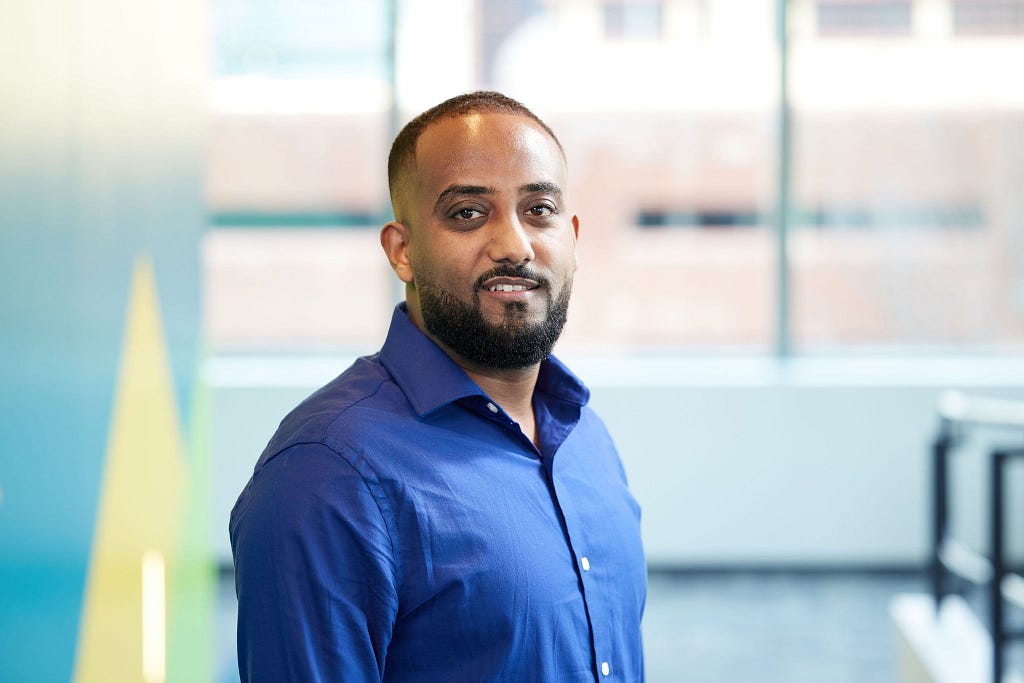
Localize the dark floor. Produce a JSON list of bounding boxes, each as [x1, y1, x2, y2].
[[216, 569, 1021, 682], [642, 570, 922, 683]]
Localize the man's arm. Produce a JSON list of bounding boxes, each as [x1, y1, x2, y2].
[[230, 442, 399, 682]]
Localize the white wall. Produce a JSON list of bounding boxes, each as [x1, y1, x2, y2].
[[209, 356, 1024, 568]]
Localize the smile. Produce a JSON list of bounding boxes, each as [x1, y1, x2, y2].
[[480, 276, 540, 294]]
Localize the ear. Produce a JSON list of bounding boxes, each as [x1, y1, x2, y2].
[[380, 221, 414, 284], [571, 214, 580, 269]]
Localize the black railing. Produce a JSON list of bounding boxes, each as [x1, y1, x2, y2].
[[931, 390, 1024, 682]]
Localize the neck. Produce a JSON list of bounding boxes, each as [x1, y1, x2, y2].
[[407, 298, 541, 442], [431, 327, 540, 419], [462, 363, 539, 415], [461, 361, 540, 446]]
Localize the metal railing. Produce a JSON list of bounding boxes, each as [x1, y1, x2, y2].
[[932, 390, 1024, 682]]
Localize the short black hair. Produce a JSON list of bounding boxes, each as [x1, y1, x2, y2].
[[387, 91, 564, 221]]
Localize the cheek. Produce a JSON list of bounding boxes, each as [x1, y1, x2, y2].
[[410, 243, 475, 288], [545, 232, 578, 275], [407, 246, 440, 287]]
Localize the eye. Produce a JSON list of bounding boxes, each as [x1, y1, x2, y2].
[[451, 207, 485, 221], [527, 204, 556, 217]]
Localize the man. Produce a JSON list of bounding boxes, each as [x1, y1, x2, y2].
[[230, 91, 646, 682]]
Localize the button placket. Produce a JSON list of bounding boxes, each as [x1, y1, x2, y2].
[[549, 459, 612, 680]]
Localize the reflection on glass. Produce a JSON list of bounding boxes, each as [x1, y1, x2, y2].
[[204, 0, 1024, 353], [207, 0, 779, 352], [790, 0, 1024, 349]]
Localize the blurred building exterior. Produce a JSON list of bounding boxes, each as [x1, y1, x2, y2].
[[204, 0, 1024, 354]]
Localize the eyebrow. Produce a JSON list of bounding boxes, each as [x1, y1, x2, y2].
[[521, 182, 562, 198], [433, 181, 564, 210], [434, 184, 493, 209]]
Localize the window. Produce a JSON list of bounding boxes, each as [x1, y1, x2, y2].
[[204, 0, 1024, 353], [204, 0, 394, 351], [954, 0, 1024, 35], [816, 0, 912, 36], [603, 0, 664, 40], [792, 3, 1024, 348], [212, 0, 389, 77], [479, 0, 543, 86]]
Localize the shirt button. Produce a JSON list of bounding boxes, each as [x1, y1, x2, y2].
[[580, 556, 591, 571], [601, 661, 610, 676], [486, 402, 499, 413]]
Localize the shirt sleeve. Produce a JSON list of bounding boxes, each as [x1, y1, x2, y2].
[[229, 441, 399, 682]]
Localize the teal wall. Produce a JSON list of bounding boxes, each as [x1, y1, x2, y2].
[[0, 1, 204, 679]]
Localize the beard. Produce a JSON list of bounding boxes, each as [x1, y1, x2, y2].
[[417, 265, 571, 370]]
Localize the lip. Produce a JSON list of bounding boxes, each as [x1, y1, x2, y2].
[[480, 277, 539, 293], [479, 276, 540, 302]]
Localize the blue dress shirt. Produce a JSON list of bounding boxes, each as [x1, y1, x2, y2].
[[230, 304, 646, 682]]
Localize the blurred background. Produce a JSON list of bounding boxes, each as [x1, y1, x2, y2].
[[3, 0, 1024, 681]]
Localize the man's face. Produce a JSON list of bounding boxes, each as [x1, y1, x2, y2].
[[385, 112, 579, 370]]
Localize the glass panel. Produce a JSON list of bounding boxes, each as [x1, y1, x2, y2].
[[789, 0, 1024, 350], [603, 0, 665, 39], [204, 0, 394, 352], [211, 0, 389, 77], [207, 0, 778, 353], [438, 0, 779, 351], [816, 0, 913, 36], [953, 0, 1024, 35]]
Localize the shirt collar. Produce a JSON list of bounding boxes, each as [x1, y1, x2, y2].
[[378, 303, 590, 418], [534, 353, 590, 407]]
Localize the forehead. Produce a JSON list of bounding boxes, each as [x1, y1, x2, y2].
[[412, 112, 567, 191]]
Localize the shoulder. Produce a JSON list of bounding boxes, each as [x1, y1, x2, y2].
[[577, 403, 616, 445], [229, 439, 400, 679], [232, 353, 415, 548], [564, 404, 632, 480], [230, 355, 410, 547], [254, 354, 413, 473], [230, 440, 396, 558]]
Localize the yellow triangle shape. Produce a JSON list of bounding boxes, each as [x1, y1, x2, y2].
[[74, 255, 186, 683]]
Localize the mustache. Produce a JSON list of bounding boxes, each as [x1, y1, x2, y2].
[[473, 264, 550, 290]]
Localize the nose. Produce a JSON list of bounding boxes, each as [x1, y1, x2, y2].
[[487, 212, 535, 264]]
